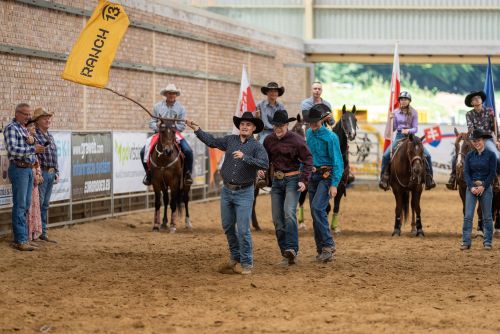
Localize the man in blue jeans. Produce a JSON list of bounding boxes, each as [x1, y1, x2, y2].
[[186, 112, 268, 275], [33, 107, 58, 243], [303, 103, 343, 262], [4, 103, 45, 251], [263, 110, 313, 265]]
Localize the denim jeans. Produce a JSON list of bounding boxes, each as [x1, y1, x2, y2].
[[8, 164, 34, 244], [258, 130, 273, 144], [179, 139, 193, 174], [308, 173, 335, 254], [39, 170, 56, 238], [271, 175, 300, 255], [381, 133, 433, 176], [220, 184, 255, 268], [484, 139, 500, 174], [463, 186, 493, 246]]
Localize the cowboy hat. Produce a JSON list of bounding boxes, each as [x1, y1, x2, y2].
[[302, 103, 331, 123], [160, 83, 181, 96], [465, 91, 486, 107], [233, 111, 264, 134], [261, 82, 285, 96], [270, 110, 296, 126], [469, 128, 492, 140], [33, 107, 53, 120]]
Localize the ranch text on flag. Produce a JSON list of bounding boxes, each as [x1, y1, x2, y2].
[[61, 0, 129, 88]]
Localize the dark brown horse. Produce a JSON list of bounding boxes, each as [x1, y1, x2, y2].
[[149, 117, 190, 233], [389, 135, 425, 237], [453, 128, 500, 235]]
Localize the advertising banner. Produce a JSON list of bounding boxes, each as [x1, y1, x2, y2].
[[0, 131, 12, 207], [183, 132, 206, 186], [50, 131, 72, 202], [72, 132, 112, 200], [113, 132, 147, 194]]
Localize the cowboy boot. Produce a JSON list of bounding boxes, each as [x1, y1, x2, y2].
[[184, 171, 193, 186], [445, 173, 456, 190], [378, 168, 390, 191], [425, 174, 436, 190], [142, 169, 152, 186]]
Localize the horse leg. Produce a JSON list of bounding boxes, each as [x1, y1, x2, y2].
[[413, 190, 424, 237], [392, 192, 402, 236], [153, 192, 161, 232], [161, 190, 169, 230], [330, 190, 342, 234], [169, 195, 177, 233], [298, 190, 307, 230], [184, 189, 192, 231], [251, 187, 261, 231]]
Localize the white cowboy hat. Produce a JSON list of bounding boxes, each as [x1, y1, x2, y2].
[[160, 84, 181, 96]]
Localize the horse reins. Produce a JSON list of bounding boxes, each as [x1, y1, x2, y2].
[[393, 142, 424, 188]]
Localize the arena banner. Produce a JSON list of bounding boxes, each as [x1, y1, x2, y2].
[[72, 132, 112, 200], [113, 132, 147, 194], [61, 1, 129, 88], [50, 131, 72, 202], [0, 131, 12, 207], [183, 133, 207, 186]]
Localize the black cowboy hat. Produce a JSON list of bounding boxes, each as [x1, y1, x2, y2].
[[270, 110, 296, 126], [233, 111, 264, 134], [465, 91, 487, 107], [261, 82, 285, 96], [302, 103, 331, 123], [469, 128, 492, 140]]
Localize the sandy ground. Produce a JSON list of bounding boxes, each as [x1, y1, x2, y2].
[[1, 187, 500, 334]]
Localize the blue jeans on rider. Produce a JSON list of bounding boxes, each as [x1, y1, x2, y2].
[[381, 133, 433, 176], [38, 170, 56, 238], [179, 139, 193, 174], [463, 186, 493, 246], [484, 139, 500, 174], [8, 164, 34, 244], [271, 175, 300, 255], [220, 184, 255, 269], [308, 173, 335, 254]]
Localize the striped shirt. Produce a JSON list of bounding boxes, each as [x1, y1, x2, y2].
[[194, 129, 269, 185], [3, 118, 36, 164], [34, 128, 58, 175], [149, 100, 186, 132]]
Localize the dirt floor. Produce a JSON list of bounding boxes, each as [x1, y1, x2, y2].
[[1, 186, 500, 334]]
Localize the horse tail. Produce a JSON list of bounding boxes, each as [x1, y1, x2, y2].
[[401, 190, 410, 225]]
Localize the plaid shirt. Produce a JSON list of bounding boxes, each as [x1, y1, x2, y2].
[[3, 118, 36, 164], [466, 108, 500, 139], [34, 128, 58, 175]]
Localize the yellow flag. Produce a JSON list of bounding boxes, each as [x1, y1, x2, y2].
[[61, 0, 129, 88]]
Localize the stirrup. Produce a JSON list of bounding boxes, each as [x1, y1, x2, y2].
[[425, 175, 436, 190]]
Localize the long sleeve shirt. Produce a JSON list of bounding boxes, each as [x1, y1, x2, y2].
[[34, 128, 58, 175], [306, 126, 344, 187], [464, 149, 496, 190], [300, 97, 332, 112], [263, 131, 313, 185], [465, 108, 500, 139], [393, 107, 418, 134], [256, 100, 285, 131], [194, 128, 269, 185], [3, 118, 36, 164], [149, 100, 186, 132]]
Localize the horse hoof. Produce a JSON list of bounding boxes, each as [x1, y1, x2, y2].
[[416, 230, 425, 238], [152, 227, 160, 232], [332, 227, 341, 234], [169, 227, 177, 234], [160, 224, 167, 230], [185, 218, 193, 231], [411, 227, 417, 234], [392, 230, 401, 237]]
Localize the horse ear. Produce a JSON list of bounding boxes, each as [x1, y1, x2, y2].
[[352, 105, 356, 113], [342, 105, 346, 114], [454, 127, 459, 136], [297, 113, 302, 122], [409, 134, 414, 141]]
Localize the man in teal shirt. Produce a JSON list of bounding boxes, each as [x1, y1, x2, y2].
[[303, 103, 343, 262]]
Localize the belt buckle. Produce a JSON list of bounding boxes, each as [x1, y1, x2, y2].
[[275, 171, 285, 180], [48, 168, 55, 173]]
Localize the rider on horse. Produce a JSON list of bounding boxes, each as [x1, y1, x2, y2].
[[379, 91, 436, 191], [141, 84, 193, 186], [256, 82, 286, 144], [447, 90, 500, 191]]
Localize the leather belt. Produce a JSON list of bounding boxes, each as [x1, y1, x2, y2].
[[273, 170, 300, 180], [12, 160, 34, 168], [41, 167, 56, 173], [223, 182, 254, 191]]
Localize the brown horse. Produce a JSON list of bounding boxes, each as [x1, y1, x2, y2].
[[149, 117, 189, 233], [453, 128, 500, 235], [389, 135, 425, 237]]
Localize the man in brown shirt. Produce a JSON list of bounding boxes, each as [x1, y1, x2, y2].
[[263, 110, 313, 265]]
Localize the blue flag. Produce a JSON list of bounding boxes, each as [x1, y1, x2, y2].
[[483, 56, 496, 117]]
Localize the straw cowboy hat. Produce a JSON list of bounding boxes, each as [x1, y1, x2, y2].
[[465, 91, 486, 107], [160, 84, 181, 96], [233, 111, 264, 134], [302, 103, 331, 123], [270, 110, 296, 126], [261, 82, 285, 96], [33, 107, 53, 120]]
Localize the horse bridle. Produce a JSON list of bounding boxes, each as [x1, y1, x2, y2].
[[150, 122, 180, 170], [340, 113, 357, 141], [393, 140, 424, 188]]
